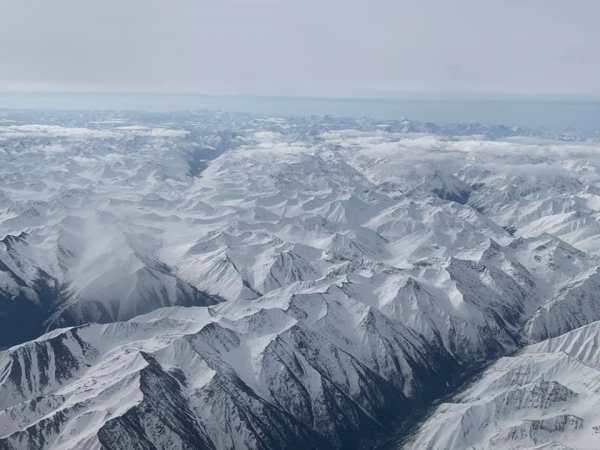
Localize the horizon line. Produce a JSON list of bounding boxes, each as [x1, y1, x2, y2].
[[2, 90, 600, 104]]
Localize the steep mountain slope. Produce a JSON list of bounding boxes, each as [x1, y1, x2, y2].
[[0, 225, 217, 347], [0, 293, 455, 450], [402, 321, 600, 450]]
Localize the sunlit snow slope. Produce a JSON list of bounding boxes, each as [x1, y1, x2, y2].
[[403, 322, 600, 449]]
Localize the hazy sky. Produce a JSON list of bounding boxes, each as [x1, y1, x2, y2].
[[1, 0, 599, 97]]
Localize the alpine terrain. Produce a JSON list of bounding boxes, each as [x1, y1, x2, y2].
[[1, 109, 600, 449]]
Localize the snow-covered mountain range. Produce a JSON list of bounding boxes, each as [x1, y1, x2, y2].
[[403, 321, 600, 449], [1, 109, 600, 449]]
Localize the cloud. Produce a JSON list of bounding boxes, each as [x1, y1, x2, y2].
[[0, 125, 188, 139], [321, 129, 600, 185], [0, 125, 119, 139]]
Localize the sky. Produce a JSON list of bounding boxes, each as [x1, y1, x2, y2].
[[1, 0, 599, 99]]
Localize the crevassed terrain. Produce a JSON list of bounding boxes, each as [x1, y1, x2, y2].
[[1, 110, 600, 449]]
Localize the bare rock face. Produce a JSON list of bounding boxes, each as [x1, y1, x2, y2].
[[0, 302, 453, 449], [403, 321, 600, 450]]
